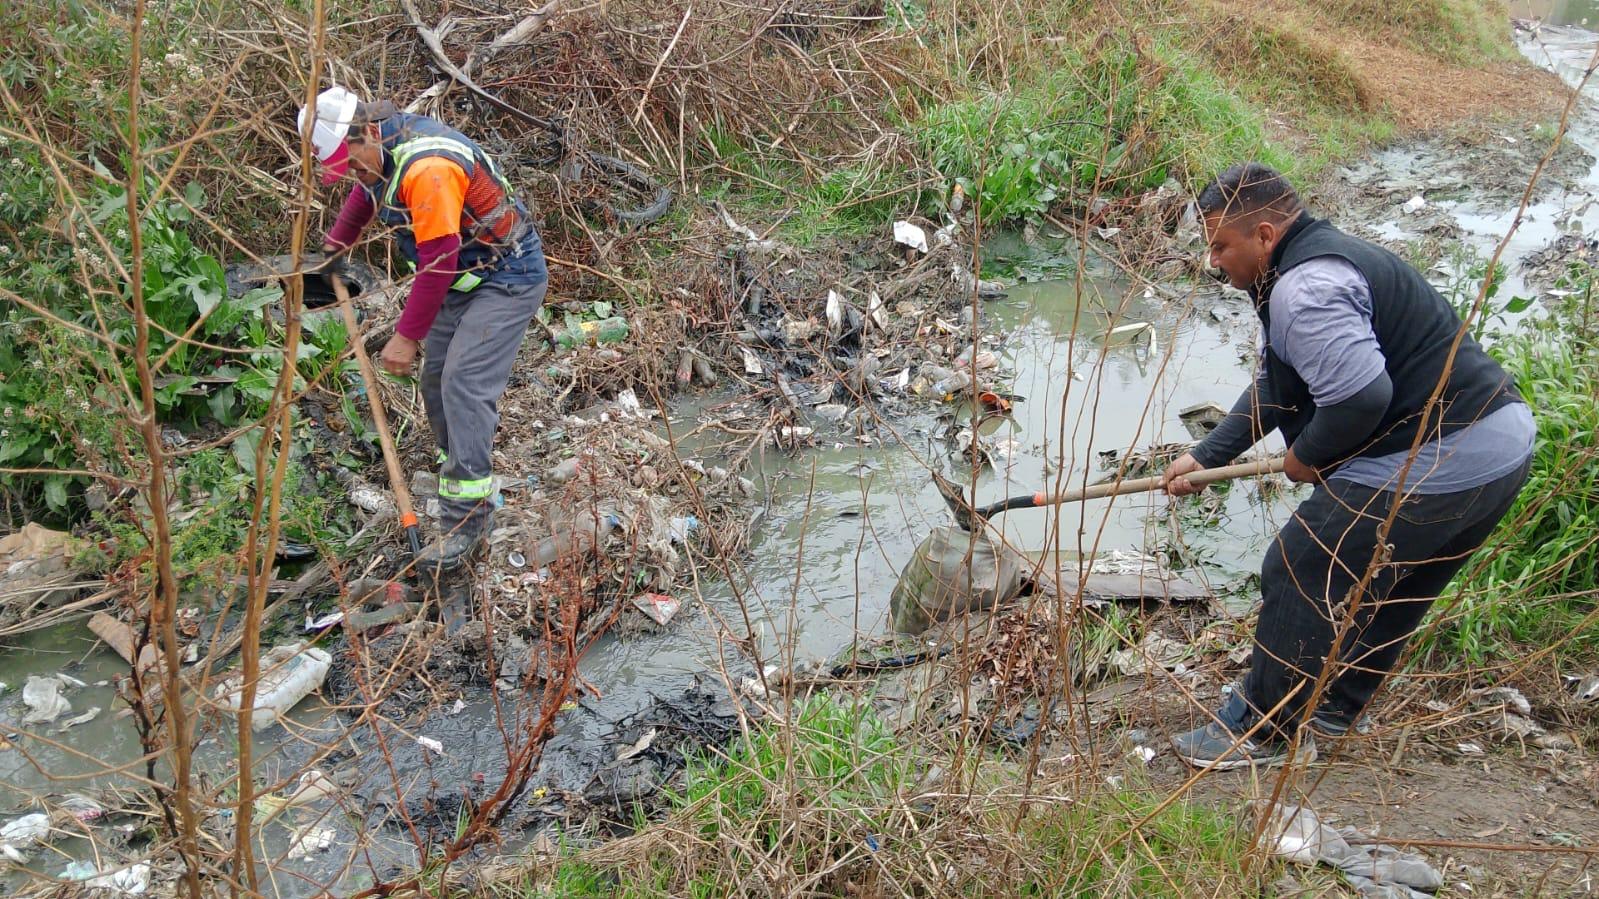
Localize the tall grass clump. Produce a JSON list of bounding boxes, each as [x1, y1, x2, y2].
[[532, 696, 1270, 897], [912, 36, 1290, 223], [1423, 288, 1599, 665]]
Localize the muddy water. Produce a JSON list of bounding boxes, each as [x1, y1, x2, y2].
[[6, 23, 1599, 896], [1338, 26, 1599, 304], [1513, 0, 1599, 27]]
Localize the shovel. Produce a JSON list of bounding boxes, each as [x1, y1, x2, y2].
[[331, 274, 424, 559], [933, 456, 1289, 531]]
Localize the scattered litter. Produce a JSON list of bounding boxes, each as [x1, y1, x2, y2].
[[214, 643, 332, 730], [349, 485, 395, 516], [868, 291, 887, 330], [669, 515, 699, 545], [1564, 673, 1599, 703], [1177, 401, 1228, 440], [303, 611, 344, 632], [1109, 634, 1190, 677], [742, 347, 763, 375], [417, 735, 446, 756], [20, 675, 72, 725], [1095, 226, 1122, 239], [778, 426, 814, 442], [616, 727, 658, 761], [1131, 745, 1156, 764], [0, 812, 49, 863], [826, 290, 846, 334], [1457, 742, 1485, 755], [60, 794, 104, 823], [613, 388, 647, 420], [57, 706, 101, 730], [507, 550, 527, 569], [1402, 194, 1427, 214], [1474, 685, 1532, 716], [814, 403, 849, 422], [1260, 803, 1442, 899], [781, 318, 821, 342], [1106, 321, 1154, 344], [286, 826, 335, 860], [893, 220, 929, 254], [632, 593, 682, 626], [62, 862, 152, 894]]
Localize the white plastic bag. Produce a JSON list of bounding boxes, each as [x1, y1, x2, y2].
[[215, 643, 331, 730]]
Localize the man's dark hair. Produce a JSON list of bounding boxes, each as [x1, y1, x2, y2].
[[1196, 162, 1303, 224]]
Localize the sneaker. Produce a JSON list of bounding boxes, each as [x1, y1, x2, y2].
[[1307, 710, 1373, 739], [1170, 687, 1317, 767], [415, 512, 491, 576]]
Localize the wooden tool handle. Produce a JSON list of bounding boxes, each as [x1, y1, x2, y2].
[[1040, 456, 1288, 505], [332, 276, 420, 530]]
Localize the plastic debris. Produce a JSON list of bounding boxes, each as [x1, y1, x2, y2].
[[0, 523, 77, 583], [214, 643, 332, 730], [867, 291, 887, 330], [21, 675, 72, 725], [57, 706, 101, 730], [90, 863, 152, 894], [417, 735, 445, 756], [303, 610, 344, 632], [668, 516, 698, 544], [349, 484, 396, 516], [0, 813, 49, 863], [893, 220, 929, 254], [1402, 194, 1426, 213], [59, 794, 105, 824], [781, 318, 821, 343], [1261, 803, 1442, 899], [826, 290, 846, 334], [614, 388, 648, 420], [814, 403, 849, 422], [1109, 634, 1190, 677], [616, 727, 658, 761], [742, 347, 764, 375], [508, 550, 527, 569], [1565, 673, 1599, 703], [631, 593, 682, 626], [1106, 321, 1154, 344], [286, 826, 335, 860], [1178, 401, 1228, 440], [1457, 741, 1485, 755]]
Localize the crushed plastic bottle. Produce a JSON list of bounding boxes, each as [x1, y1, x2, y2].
[[553, 316, 629, 350]]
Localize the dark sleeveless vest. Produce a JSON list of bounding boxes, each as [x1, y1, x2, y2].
[[1252, 215, 1521, 465]]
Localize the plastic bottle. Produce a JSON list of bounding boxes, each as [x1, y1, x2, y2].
[[554, 316, 630, 350], [216, 643, 332, 730], [531, 511, 622, 567]]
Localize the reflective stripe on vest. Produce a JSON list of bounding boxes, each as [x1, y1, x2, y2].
[[405, 258, 485, 293], [382, 136, 476, 209], [439, 474, 495, 500]]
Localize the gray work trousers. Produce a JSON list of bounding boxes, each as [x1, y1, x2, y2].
[[420, 278, 545, 531]]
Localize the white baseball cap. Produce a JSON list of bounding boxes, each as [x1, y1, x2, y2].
[[297, 85, 360, 185]]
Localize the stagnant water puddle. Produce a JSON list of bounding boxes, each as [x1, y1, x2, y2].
[[5, 23, 1598, 895]]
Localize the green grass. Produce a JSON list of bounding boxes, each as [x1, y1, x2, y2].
[[525, 695, 1267, 897], [1420, 287, 1599, 666]]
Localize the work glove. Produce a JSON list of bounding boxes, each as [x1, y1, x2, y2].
[[302, 249, 349, 280]]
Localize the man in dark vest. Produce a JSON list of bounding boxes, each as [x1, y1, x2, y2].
[[1161, 162, 1534, 769], [299, 86, 548, 575]]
